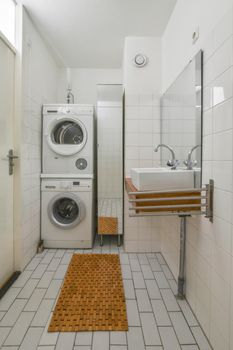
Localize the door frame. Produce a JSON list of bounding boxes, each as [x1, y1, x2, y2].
[[13, 3, 23, 272], [0, 6, 22, 296]]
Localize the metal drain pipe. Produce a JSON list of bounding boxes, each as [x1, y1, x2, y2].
[[177, 215, 188, 299]]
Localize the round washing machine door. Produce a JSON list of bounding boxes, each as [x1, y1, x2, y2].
[[46, 116, 87, 156], [48, 193, 86, 229]]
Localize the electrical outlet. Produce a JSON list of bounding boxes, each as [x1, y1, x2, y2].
[[192, 27, 199, 45]]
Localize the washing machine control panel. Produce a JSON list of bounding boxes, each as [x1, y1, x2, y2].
[[42, 179, 92, 192], [59, 181, 72, 190]]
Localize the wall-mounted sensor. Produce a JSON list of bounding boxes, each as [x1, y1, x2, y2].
[[133, 54, 147, 67], [192, 27, 199, 45]]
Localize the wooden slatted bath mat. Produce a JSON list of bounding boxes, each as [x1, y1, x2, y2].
[[98, 216, 118, 235], [48, 254, 128, 332]]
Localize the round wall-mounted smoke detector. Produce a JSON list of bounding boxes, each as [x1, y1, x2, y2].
[[133, 54, 148, 67]]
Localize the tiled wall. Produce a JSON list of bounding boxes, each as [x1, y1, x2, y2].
[[160, 9, 233, 350], [161, 0, 233, 93], [123, 36, 162, 252], [125, 94, 161, 175], [124, 93, 161, 252], [20, 9, 58, 267]]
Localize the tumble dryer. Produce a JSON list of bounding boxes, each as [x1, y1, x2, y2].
[[41, 177, 94, 248], [42, 104, 94, 175]]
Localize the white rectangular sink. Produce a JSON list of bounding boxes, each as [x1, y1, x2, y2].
[[131, 167, 195, 191]]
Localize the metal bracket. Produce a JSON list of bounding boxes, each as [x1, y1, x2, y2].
[[128, 180, 214, 221], [126, 179, 214, 298]]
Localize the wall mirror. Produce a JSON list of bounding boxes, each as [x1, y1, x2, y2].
[[97, 84, 124, 245], [161, 50, 203, 187]]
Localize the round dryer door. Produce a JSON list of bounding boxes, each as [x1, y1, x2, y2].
[[46, 116, 87, 156], [48, 193, 86, 229]]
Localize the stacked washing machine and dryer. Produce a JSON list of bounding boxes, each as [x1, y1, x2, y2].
[[41, 104, 95, 248]]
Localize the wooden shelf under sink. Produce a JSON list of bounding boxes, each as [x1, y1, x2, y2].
[[125, 178, 201, 213]]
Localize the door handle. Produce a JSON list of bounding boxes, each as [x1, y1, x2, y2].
[[7, 149, 19, 175]]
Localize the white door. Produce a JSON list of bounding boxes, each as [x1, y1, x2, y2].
[[0, 37, 15, 288]]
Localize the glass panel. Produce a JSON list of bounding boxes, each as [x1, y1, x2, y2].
[[0, 0, 15, 46], [52, 121, 84, 144], [97, 84, 123, 237], [161, 51, 203, 187], [53, 197, 79, 224]]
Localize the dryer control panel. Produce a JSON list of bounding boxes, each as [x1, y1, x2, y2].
[[43, 104, 94, 116]]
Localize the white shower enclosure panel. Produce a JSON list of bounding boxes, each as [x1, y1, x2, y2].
[[97, 85, 123, 199], [97, 84, 124, 237]]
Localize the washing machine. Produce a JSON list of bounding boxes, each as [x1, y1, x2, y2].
[[41, 177, 94, 248], [42, 104, 94, 175]]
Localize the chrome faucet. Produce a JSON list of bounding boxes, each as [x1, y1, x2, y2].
[[154, 144, 179, 170], [184, 145, 201, 170]]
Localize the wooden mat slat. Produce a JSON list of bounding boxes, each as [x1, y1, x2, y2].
[[98, 216, 118, 235], [48, 254, 128, 332]]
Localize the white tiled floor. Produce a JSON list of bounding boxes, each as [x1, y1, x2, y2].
[[0, 237, 212, 350], [98, 198, 123, 234]]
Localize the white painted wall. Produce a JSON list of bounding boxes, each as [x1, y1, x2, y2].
[[57, 68, 122, 105], [161, 6, 233, 350], [162, 0, 233, 92], [123, 37, 161, 95], [123, 37, 162, 252], [20, 7, 59, 267]]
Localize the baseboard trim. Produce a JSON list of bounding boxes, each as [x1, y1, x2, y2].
[[0, 271, 21, 299]]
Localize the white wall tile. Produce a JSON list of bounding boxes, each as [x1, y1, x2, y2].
[[212, 130, 233, 161], [160, 8, 233, 350], [213, 98, 233, 133], [124, 38, 161, 251], [211, 67, 233, 108], [214, 189, 232, 223], [20, 9, 59, 268], [212, 161, 232, 191], [204, 36, 233, 86]]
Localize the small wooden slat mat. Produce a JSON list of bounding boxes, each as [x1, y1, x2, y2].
[[48, 254, 128, 332], [98, 216, 118, 235]]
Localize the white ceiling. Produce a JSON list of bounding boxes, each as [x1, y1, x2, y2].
[[18, 0, 177, 68]]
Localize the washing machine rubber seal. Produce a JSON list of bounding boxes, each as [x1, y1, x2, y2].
[[47, 192, 86, 229]]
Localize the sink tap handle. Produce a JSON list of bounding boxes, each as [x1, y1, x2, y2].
[[167, 159, 180, 170], [154, 144, 179, 170], [184, 145, 200, 170]]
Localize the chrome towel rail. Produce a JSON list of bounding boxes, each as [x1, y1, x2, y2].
[[129, 195, 207, 203], [128, 180, 213, 222], [129, 204, 206, 210], [129, 211, 205, 217], [128, 187, 207, 196]]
